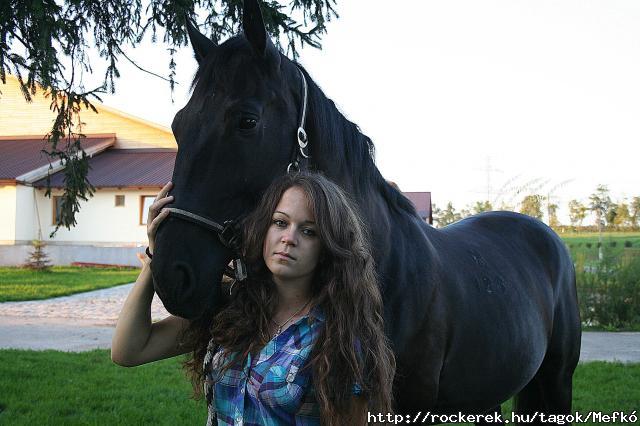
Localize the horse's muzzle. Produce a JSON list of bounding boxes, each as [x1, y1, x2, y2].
[[151, 219, 229, 320]]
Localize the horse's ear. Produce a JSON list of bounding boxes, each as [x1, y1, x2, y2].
[[243, 0, 267, 56], [186, 18, 216, 64]]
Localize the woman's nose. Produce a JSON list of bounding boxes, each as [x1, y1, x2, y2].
[[281, 229, 297, 245]]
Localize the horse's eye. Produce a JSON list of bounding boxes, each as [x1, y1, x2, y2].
[[239, 116, 258, 130]]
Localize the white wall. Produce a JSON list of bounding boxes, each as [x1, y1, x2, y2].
[[34, 188, 160, 245], [0, 185, 17, 243], [14, 185, 38, 242]]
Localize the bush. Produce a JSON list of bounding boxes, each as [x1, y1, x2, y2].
[[625, 241, 633, 248], [586, 242, 592, 248], [576, 251, 640, 329], [610, 241, 617, 247]]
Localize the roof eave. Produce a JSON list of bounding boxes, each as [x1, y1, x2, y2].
[[15, 135, 116, 183]]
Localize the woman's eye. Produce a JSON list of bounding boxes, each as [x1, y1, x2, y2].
[[302, 228, 316, 237], [239, 116, 258, 130], [273, 219, 286, 227]]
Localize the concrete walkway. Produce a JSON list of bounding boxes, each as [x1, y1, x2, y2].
[[0, 283, 169, 351], [0, 284, 639, 361]]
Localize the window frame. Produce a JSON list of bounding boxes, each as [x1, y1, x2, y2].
[[52, 195, 63, 225], [140, 195, 155, 225]]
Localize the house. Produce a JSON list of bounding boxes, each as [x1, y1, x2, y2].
[[0, 75, 432, 266], [0, 75, 175, 266]]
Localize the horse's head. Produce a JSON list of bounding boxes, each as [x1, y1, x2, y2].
[[152, 0, 308, 319]]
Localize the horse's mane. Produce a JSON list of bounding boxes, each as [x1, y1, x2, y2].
[[295, 64, 417, 218]]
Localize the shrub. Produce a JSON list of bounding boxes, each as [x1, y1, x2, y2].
[[610, 241, 617, 247], [24, 240, 51, 271], [576, 250, 640, 329], [625, 241, 633, 248], [586, 243, 592, 248]]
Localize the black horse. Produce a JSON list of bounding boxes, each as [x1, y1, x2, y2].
[[152, 1, 581, 422]]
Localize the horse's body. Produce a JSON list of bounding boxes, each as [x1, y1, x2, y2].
[[152, 1, 581, 422]]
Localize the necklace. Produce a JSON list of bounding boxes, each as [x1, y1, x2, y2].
[[271, 299, 312, 337]]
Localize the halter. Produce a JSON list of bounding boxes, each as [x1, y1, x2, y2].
[[164, 66, 310, 282]]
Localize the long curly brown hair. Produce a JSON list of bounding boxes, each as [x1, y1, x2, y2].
[[182, 172, 395, 424]]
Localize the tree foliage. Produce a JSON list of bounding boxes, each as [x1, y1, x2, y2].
[[433, 202, 462, 228], [519, 194, 543, 220], [1, 0, 337, 233], [630, 197, 640, 228], [472, 200, 492, 214], [547, 202, 560, 228], [568, 199, 587, 227], [589, 184, 612, 232], [613, 202, 631, 229]]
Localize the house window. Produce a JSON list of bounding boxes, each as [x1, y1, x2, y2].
[[140, 196, 155, 225], [115, 195, 125, 207], [52, 196, 64, 225]]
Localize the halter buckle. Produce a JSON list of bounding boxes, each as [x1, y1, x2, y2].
[[218, 220, 242, 252], [297, 127, 308, 149]]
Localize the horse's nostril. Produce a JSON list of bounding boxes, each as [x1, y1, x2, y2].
[[175, 261, 196, 301]]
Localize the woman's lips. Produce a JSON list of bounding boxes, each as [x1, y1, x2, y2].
[[275, 252, 294, 260]]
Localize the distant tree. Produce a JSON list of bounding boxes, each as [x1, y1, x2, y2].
[[519, 194, 544, 220], [630, 196, 640, 228], [497, 202, 514, 211], [472, 200, 492, 214], [568, 199, 587, 227], [459, 207, 472, 219], [434, 202, 461, 227], [548, 203, 560, 228], [606, 203, 619, 228], [589, 185, 612, 232], [613, 202, 631, 229]]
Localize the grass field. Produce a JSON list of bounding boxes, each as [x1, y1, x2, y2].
[[0, 350, 638, 425], [560, 232, 640, 261], [0, 267, 141, 302]]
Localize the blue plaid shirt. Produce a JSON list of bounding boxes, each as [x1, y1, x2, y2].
[[204, 306, 332, 426]]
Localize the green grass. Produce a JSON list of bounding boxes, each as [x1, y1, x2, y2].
[[560, 232, 640, 262], [0, 267, 140, 302], [0, 350, 637, 425], [0, 350, 206, 425]]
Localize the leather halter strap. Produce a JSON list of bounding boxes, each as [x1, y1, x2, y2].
[[287, 67, 310, 173], [164, 66, 310, 282]]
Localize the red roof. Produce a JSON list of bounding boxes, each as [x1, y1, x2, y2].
[[403, 192, 433, 223], [0, 135, 115, 180], [34, 148, 176, 188]]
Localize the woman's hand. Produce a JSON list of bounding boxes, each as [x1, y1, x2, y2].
[[147, 181, 173, 255]]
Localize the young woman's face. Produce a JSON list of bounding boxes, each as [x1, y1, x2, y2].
[[262, 186, 323, 285]]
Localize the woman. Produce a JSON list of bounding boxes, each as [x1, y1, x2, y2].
[[112, 172, 395, 425]]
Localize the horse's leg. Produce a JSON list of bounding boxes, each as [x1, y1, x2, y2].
[[474, 405, 505, 426], [514, 271, 581, 426]]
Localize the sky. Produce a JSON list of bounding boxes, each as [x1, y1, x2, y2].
[[96, 0, 640, 222]]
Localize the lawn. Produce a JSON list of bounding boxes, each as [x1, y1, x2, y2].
[[0, 349, 637, 425], [0, 267, 141, 302], [560, 232, 640, 262]]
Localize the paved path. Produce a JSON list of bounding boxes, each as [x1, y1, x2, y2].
[[0, 284, 639, 362], [0, 283, 169, 351]]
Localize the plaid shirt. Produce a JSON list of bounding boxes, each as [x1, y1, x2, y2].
[[204, 306, 327, 426]]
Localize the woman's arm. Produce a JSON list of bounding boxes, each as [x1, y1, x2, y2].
[[111, 181, 192, 366], [111, 259, 191, 366]]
